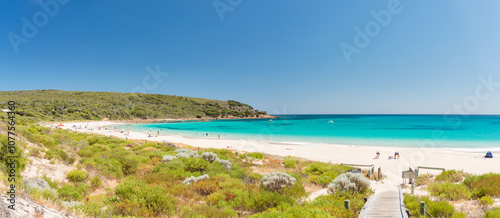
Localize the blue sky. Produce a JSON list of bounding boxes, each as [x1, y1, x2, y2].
[[1, 0, 500, 114]]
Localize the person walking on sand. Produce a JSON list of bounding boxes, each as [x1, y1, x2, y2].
[[375, 151, 380, 159], [394, 151, 400, 159]]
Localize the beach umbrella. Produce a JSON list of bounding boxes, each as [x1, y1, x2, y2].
[[57, 124, 64, 127], [73, 125, 77, 127]]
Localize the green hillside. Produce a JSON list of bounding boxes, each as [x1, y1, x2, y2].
[[0, 90, 267, 122]]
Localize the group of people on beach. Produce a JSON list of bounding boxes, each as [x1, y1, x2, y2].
[[375, 151, 400, 159]]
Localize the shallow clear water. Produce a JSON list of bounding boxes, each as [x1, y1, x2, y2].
[[117, 115, 500, 149]]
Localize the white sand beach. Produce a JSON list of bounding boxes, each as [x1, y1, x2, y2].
[[47, 121, 500, 193]]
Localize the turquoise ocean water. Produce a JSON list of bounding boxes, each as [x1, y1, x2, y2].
[[118, 115, 500, 150]]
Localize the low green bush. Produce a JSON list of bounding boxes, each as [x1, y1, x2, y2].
[[250, 190, 294, 212], [58, 183, 88, 201], [90, 176, 102, 189], [251, 206, 332, 218], [304, 162, 351, 180], [114, 177, 177, 216], [308, 193, 368, 217], [305, 162, 330, 175], [315, 175, 334, 187], [248, 152, 264, 159], [427, 200, 455, 217], [435, 170, 467, 183], [463, 173, 500, 197], [184, 158, 209, 172], [428, 182, 471, 201], [66, 170, 88, 183], [181, 204, 236, 218], [415, 173, 433, 186], [404, 194, 456, 217], [283, 156, 298, 168], [452, 212, 467, 218], [479, 196, 494, 206], [42, 175, 59, 189], [485, 208, 500, 218]]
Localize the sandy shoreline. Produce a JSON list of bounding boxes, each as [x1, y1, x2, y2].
[[46, 121, 500, 193]]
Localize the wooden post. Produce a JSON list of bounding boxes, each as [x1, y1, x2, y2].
[[411, 184, 415, 195], [198, 147, 200, 152], [420, 201, 425, 216], [377, 167, 381, 181], [368, 170, 371, 179], [344, 200, 350, 210]]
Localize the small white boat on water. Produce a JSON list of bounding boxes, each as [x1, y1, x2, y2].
[[328, 120, 334, 123], [269, 119, 273, 122]]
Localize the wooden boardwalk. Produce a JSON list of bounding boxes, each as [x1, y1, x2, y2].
[[358, 190, 407, 218]]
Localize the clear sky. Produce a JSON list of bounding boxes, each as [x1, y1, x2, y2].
[[1, 0, 500, 114]]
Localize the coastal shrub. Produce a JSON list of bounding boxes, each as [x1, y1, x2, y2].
[[183, 174, 209, 185], [25, 178, 57, 192], [201, 152, 218, 162], [315, 175, 334, 187], [463, 173, 500, 197], [66, 169, 88, 183], [452, 212, 467, 218], [153, 158, 184, 172], [416, 173, 434, 186], [58, 184, 86, 201], [404, 194, 457, 217], [192, 177, 222, 195], [435, 170, 467, 183], [41, 175, 59, 189], [327, 172, 370, 194], [90, 176, 102, 189], [205, 161, 229, 177], [24, 178, 58, 200], [248, 152, 264, 159], [115, 155, 140, 176], [427, 182, 471, 200], [404, 194, 463, 217], [77, 201, 109, 217], [427, 200, 456, 217], [216, 158, 232, 170], [184, 158, 209, 172], [114, 177, 177, 216], [305, 162, 351, 178], [90, 157, 124, 178], [308, 193, 368, 218], [250, 206, 331, 218], [250, 190, 294, 212], [162, 155, 177, 162], [305, 162, 330, 175], [283, 156, 298, 168], [61, 201, 84, 209], [485, 208, 500, 218], [479, 196, 494, 206], [180, 204, 236, 218], [175, 148, 200, 158], [260, 172, 296, 192]]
